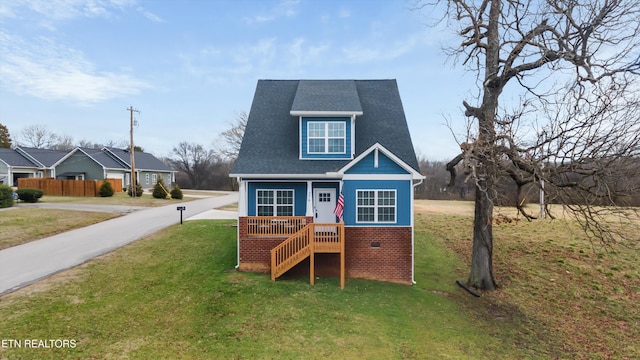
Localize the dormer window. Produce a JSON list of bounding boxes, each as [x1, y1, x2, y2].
[[308, 121, 346, 154], [290, 80, 362, 160]]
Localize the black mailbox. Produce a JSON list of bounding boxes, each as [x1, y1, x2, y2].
[[176, 206, 186, 224]]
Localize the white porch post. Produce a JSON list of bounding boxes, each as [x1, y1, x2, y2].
[[238, 179, 247, 217], [306, 180, 313, 217]]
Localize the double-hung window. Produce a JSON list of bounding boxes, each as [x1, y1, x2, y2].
[[308, 121, 345, 154], [356, 190, 396, 223], [257, 189, 294, 216], [152, 174, 158, 184]]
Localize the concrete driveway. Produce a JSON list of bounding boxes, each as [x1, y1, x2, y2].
[[0, 192, 238, 296]]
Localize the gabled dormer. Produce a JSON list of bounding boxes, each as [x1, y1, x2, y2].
[[290, 80, 363, 160]]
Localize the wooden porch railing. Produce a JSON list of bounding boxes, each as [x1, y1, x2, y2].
[[246, 216, 307, 236], [270, 223, 345, 288]]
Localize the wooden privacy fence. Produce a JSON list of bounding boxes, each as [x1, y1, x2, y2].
[[18, 178, 123, 197]]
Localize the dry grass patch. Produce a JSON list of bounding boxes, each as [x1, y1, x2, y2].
[[0, 208, 119, 249], [417, 201, 640, 359], [39, 192, 196, 207]]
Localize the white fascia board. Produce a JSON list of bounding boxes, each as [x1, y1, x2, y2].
[[15, 147, 44, 168], [52, 147, 80, 167], [76, 147, 113, 171], [337, 143, 425, 180], [229, 173, 343, 180], [290, 110, 363, 116], [342, 174, 413, 181]]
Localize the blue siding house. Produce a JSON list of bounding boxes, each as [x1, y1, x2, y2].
[[230, 80, 424, 285]]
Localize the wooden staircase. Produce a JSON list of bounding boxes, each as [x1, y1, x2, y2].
[[270, 223, 345, 288]]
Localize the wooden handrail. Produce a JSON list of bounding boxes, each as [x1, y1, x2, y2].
[[271, 225, 312, 280], [270, 223, 345, 285], [247, 216, 307, 236]]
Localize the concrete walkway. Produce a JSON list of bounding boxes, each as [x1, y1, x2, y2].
[[0, 193, 238, 296]]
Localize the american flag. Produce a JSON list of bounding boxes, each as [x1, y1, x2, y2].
[[334, 190, 344, 221]]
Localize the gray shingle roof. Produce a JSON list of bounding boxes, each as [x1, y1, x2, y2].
[[78, 147, 128, 169], [104, 147, 173, 172], [291, 80, 362, 113], [231, 79, 420, 175], [0, 148, 39, 167], [18, 147, 68, 167]]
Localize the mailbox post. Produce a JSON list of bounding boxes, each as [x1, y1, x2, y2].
[[177, 206, 186, 224]]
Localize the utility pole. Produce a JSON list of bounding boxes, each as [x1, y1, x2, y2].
[[127, 106, 140, 197]]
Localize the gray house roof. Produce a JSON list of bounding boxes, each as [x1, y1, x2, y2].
[[104, 147, 173, 172], [17, 147, 68, 167], [77, 147, 128, 170], [231, 79, 420, 176], [291, 80, 363, 114], [0, 148, 39, 167]]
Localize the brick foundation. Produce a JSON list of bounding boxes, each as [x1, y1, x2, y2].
[[344, 226, 413, 285], [238, 217, 413, 285]]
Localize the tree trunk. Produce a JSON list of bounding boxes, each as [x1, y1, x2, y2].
[[467, 0, 500, 290], [469, 179, 497, 290]]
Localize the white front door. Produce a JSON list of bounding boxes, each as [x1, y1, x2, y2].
[[313, 188, 336, 223]]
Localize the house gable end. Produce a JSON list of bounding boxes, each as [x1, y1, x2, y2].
[[339, 143, 423, 179], [344, 150, 409, 175]]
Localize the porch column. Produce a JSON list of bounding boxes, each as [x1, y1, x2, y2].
[[238, 179, 247, 217], [305, 180, 313, 217]]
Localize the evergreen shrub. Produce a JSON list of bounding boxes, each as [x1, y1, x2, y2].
[[127, 184, 143, 197], [170, 184, 183, 200], [0, 184, 13, 208], [16, 188, 44, 203], [99, 180, 115, 197], [152, 177, 168, 199]]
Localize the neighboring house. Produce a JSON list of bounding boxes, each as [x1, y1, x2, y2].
[[18, 147, 69, 178], [0, 146, 175, 190], [102, 147, 175, 189], [54, 147, 130, 182], [54, 147, 175, 189], [0, 148, 39, 186], [0, 147, 67, 185], [230, 79, 424, 286]]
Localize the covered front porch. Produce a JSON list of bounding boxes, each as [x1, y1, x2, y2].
[[236, 178, 345, 287]]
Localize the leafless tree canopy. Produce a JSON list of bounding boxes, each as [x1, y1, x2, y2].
[[215, 111, 248, 162], [19, 125, 60, 149], [418, 0, 640, 289]]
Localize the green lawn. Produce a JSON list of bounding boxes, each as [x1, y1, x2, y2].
[[1, 209, 637, 359], [0, 220, 519, 359]]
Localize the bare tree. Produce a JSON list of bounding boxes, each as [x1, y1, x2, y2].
[[171, 142, 216, 189], [19, 125, 59, 149], [418, 0, 640, 290], [50, 134, 75, 151], [215, 111, 247, 161]]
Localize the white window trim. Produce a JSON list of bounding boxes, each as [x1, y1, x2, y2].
[[256, 189, 295, 216], [307, 121, 346, 155], [152, 173, 158, 184], [145, 173, 150, 184], [355, 189, 397, 224]]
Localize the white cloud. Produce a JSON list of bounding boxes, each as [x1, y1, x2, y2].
[[136, 5, 164, 23], [1, 0, 161, 24], [341, 32, 429, 64], [0, 32, 150, 102], [243, 0, 300, 24]]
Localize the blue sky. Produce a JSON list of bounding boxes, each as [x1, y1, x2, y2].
[[0, 0, 476, 161]]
